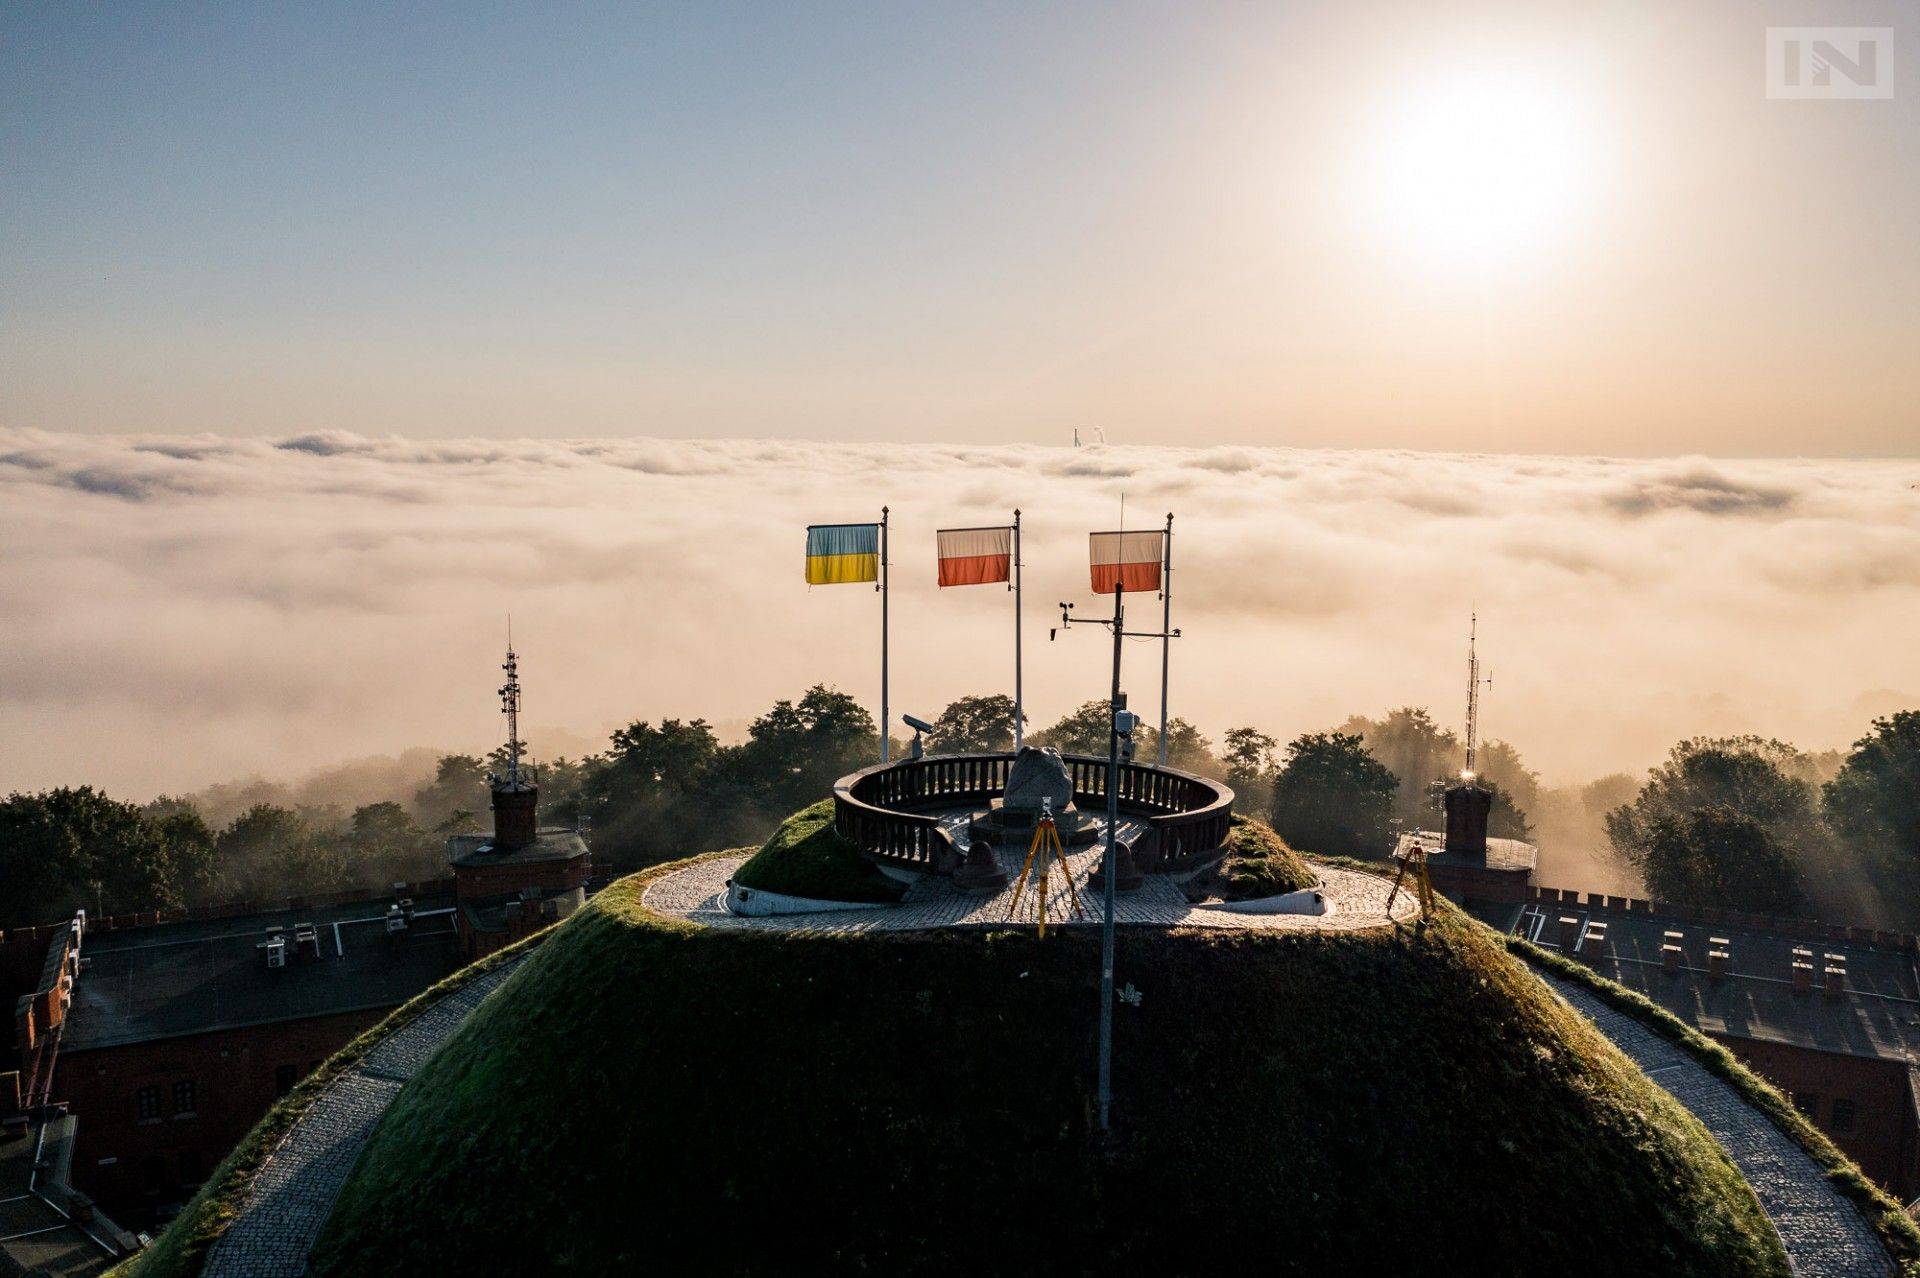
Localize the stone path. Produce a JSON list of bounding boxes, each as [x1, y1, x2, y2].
[[201, 959, 524, 1278], [642, 848, 1420, 934], [1538, 972, 1893, 1278]]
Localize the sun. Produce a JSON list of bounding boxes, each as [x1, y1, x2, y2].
[[1364, 70, 1591, 270]]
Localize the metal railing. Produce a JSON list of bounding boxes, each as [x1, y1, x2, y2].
[[833, 751, 1233, 878]]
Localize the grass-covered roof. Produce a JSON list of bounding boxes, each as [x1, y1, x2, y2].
[[301, 856, 1790, 1276]]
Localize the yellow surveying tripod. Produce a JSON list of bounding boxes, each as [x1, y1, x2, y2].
[[1385, 839, 1435, 916], [1005, 799, 1085, 937]]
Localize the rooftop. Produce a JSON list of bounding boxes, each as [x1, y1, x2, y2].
[[1398, 829, 1538, 874], [445, 826, 589, 870], [1501, 896, 1920, 1064], [62, 892, 462, 1053]]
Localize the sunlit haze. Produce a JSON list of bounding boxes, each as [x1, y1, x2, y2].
[[2, 1, 1915, 454]]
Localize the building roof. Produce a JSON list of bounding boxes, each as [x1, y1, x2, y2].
[[1510, 898, 1920, 1065], [61, 893, 461, 1053], [1398, 829, 1538, 874], [0, 1116, 127, 1276], [445, 827, 588, 870]]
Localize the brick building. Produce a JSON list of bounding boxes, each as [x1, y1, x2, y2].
[[2, 644, 594, 1252], [50, 887, 464, 1220], [1420, 786, 1920, 1202]]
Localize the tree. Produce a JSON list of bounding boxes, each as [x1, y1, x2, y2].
[[1607, 735, 1828, 909], [1341, 707, 1460, 831], [1031, 701, 1112, 756], [1607, 736, 1824, 851], [1627, 806, 1804, 913], [730, 685, 876, 815], [413, 754, 488, 832], [1268, 732, 1398, 859], [0, 788, 202, 926], [1150, 718, 1218, 775], [580, 718, 721, 866], [1221, 727, 1278, 811], [214, 804, 346, 900], [1473, 739, 1541, 820], [929, 694, 1020, 753], [1823, 711, 1920, 869], [1221, 728, 1278, 784]]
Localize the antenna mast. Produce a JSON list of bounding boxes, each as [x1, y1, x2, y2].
[[499, 632, 524, 788], [1463, 613, 1491, 778]]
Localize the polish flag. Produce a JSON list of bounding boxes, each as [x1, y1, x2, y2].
[[936, 526, 1013, 587], [1089, 530, 1164, 594]]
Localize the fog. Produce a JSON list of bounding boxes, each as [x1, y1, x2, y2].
[[1, 430, 1913, 808]]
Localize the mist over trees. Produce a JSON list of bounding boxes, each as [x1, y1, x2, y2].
[[7, 690, 1916, 935]]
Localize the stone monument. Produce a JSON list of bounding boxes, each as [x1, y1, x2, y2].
[[971, 745, 1101, 848]]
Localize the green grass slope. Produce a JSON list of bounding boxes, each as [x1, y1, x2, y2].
[[307, 858, 1788, 1277], [730, 798, 906, 903], [1214, 814, 1317, 899]]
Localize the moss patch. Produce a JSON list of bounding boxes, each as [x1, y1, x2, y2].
[[306, 863, 1786, 1277], [1215, 814, 1317, 900], [730, 798, 906, 903]]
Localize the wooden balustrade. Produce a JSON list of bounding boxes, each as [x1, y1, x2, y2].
[[834, 752, 1234, 879]]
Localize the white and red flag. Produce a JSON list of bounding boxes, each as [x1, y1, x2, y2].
[[936, 525, 1014, 587], [1089, 530, 1165, 594]]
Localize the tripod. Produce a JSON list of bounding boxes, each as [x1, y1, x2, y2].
[[1385, 840, 1435, 917], [1005, 800, 1086, 937]]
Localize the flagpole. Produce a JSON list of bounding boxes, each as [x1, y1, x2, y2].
[[1097, 580, 1124, 1134], [1012, 508, 1024, 750], [1157, 512, 1173, 767], [880, 506, 890, 764]]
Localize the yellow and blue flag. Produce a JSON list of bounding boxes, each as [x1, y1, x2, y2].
[[805, 523, 880, 584]]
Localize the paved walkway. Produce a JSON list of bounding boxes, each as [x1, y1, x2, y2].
[[1538, 972, 1893, 1278], [201, 958, 524, 1278], [643, 849, 1420, 933]]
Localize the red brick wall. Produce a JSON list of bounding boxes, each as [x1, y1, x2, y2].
[[53, 1008, 390, 1220], [1714, 1035, 1917, 1198]]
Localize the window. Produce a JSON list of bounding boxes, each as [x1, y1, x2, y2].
[[1792, 1091, 1819, 1117], [275, 1063, 299, 1096], [135, 1085, 162, 1122], [1830, 1098, 1857, 1132], [172, 1079, 197, 1117], [177, 1150, 201, 1185]]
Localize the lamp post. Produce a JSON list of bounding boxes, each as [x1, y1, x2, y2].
[[1054, 588, 1178, 1135]]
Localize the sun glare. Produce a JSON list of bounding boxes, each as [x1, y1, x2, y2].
[[1366, 71, 1590, 271]]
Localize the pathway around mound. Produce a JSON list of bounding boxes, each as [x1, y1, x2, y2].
[[199, 957, 525, 1278], [642, 848, 1419, 932], [1538, 972, 1893, 1278]]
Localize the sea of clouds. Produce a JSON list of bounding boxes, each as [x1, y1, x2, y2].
[[1, 428, 1914, 799]]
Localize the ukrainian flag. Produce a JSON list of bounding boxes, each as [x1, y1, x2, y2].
[[806, 523, 880, 584]]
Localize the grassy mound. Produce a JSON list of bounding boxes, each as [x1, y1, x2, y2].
[[1215, 814, 1317, 900], [730, 799, 906, 903], [306, 859, 1787, 1276]]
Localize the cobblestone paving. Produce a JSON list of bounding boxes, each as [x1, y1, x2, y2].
[[1539, 972, 1893, 1278], [202, 959, 523, 1278], [643, 847, 1420, 934]]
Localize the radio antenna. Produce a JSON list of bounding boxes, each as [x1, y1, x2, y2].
[[1463, 612, 1492, 778]]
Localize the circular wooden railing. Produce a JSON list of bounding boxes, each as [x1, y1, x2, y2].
[[831, 752, 1234, 880]]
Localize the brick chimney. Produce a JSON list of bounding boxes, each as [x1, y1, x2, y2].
[[1444, 782, 1492, 860], [491, 781, 539, 852]]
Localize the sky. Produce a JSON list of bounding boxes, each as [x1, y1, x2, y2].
[[3, 1, 1916, 455], [2, 429, 1915, 798], [1, 5, 1916, 800]]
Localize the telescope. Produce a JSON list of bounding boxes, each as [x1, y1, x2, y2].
[[902, 713, 934, 734]]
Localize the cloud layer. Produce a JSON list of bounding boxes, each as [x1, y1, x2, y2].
[[1, 429, 1915, 797]]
